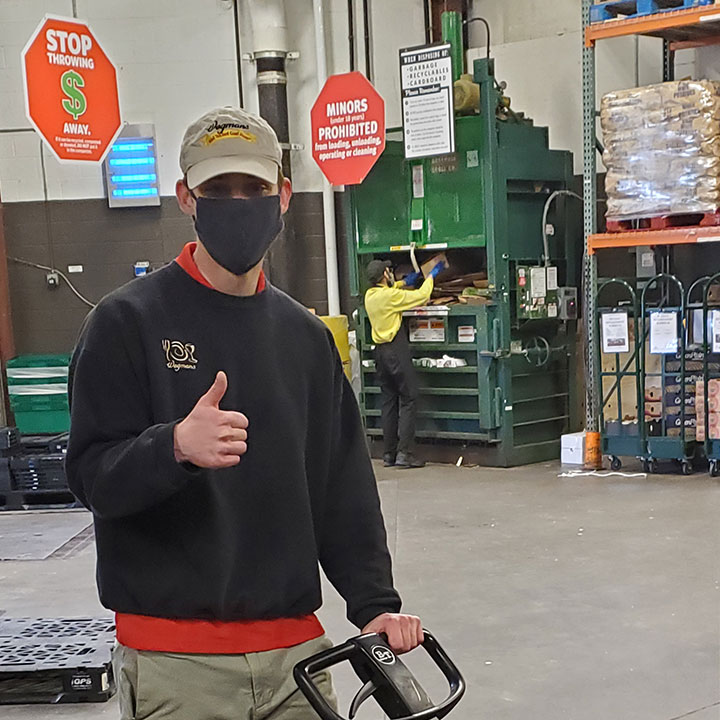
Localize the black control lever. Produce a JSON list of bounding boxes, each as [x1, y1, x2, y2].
[[293, 630, 465, 720]]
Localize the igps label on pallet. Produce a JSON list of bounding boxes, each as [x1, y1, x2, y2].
[[70, 673, 93, 690]]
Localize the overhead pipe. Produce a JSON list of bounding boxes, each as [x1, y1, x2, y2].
[[246, 0, 295, 295], [441, 10, 464, 82], [361, 0, 373, 82], [313, 0, 341, 316], [348, 0, 355, 71], [247, 0, 291, 177], [0, 194, 15, 368], [423, 0, 432, 43], [232, 0, 244, 106]]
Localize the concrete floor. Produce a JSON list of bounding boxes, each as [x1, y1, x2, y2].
[[2, 460, 720, 720]]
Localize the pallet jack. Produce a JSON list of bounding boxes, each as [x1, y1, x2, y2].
[[294, 630, 465, 720]]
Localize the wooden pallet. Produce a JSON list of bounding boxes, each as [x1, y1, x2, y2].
[[606, 208, 720, 232], [590, 0, 713, 23]]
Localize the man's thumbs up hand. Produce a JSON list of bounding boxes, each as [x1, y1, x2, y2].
[[174, 371, 249, 468]]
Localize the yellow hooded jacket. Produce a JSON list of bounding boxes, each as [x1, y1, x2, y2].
[[364, 276, 434, 345]]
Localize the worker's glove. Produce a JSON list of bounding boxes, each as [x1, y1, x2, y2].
[[429, 261, 445, 279], [403, 270, 422, 287]]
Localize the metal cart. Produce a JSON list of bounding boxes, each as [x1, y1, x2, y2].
[[641, 274, 694, 474], [596, 279, 645, 471], [702, 272, 720, 477], [685, 277, 710, 472]]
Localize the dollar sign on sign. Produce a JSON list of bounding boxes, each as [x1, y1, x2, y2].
[[61, 70, 87, 121]]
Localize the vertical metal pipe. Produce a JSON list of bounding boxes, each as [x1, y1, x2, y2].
[[247, 0, 294, 293], [441, 11, 463, 81], [233, 0, 245, 106], [423, 0, 432, 43], [362, 0, 373, 81], [0, 193, 16, 367], [256, 55, 291, 177], [348, 0, 355, 71], [314, 0, 341, 316]]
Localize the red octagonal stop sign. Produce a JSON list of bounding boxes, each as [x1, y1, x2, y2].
[[311, 72, 385, 186], [22, 15, 122, 164]]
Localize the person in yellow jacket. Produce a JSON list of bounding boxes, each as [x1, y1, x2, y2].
[[364, 259, 444, 468]]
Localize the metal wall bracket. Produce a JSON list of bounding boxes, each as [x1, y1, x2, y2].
[[279, 142, 304, 151], [243, 51, 299, 62]]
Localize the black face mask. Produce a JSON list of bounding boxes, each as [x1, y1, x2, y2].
[[192, 194, 284, 276]]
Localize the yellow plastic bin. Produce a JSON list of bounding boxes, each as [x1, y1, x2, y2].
[[319, 315, 351, 381]]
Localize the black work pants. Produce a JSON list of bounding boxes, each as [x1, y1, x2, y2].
[[375, 329, 419, 457]]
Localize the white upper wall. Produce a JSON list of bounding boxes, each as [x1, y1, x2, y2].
[[0, 0, 425, 201], [1, 0, 715, 201], [0, 0, 238, 202], [468, 0, 698, 173]]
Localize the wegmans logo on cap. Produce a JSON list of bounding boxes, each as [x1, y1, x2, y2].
[[180, 107, 283, 187], [202, 120, 256, 147]]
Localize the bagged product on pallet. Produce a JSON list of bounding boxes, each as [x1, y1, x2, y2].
[[601, 79, 720, 220]]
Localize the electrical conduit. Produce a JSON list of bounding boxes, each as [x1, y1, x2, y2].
[[313, 0, 341, 316]]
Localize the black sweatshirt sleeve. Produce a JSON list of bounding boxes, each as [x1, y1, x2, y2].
[[318, 346, 402, 629], [65, 303, 198, 519]]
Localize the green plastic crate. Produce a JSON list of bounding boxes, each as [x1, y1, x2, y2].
[[9, 390, 69, 412], [8, 374, 70, 434], [6, 354, 70, 386], [7, 354, 71, 368], [12, 409, 70, 434]]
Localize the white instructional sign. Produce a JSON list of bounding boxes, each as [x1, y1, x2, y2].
[[399, 43, 454, 159], [601, 312, 629, 354], [650, 311, 679, 355]]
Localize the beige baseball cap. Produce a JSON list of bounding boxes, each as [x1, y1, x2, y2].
[[179, 107, 282, 189]]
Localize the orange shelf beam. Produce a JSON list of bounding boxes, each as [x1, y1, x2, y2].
[[585, 4, 720, 46], [588, 226, 720, 254], [669, 33, 720, 49]]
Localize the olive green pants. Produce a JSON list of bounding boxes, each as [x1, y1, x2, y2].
[[114, 635, 337, 720]]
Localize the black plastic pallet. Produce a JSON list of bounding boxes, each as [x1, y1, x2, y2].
[[0, 489, 78, 511], [0, 618, 115, 642], [20, 433, 69, 455], [0, 458, 11, 495], [0, 427, 21, 457], [10, 454, 67, 492], [0, 617, 115, 705]]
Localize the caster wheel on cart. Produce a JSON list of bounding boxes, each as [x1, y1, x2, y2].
[[710, 460, 719, 478], [644, 458, 658, 474], [681, 459, 693, 476], [610, 456, 622, 472]]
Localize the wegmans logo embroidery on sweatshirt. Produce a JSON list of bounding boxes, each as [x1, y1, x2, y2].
[[162, 340, 197, 372]]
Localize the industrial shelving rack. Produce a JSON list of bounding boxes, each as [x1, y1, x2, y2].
[[582, 0, 720, 454]]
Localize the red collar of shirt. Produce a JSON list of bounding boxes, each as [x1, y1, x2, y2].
[[175, 242, 266, 293]]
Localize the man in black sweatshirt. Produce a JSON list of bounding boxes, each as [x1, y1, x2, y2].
[[66, 107, 423, 720]]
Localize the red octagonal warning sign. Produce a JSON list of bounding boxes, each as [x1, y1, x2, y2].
[[311, 72, 385, 186], [22, 15, 122, 164]]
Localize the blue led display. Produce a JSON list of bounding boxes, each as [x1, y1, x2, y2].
[[105, 128, 161, 207], [112, 188, 159, 197], [110, 173, 157, 183], [109, 157, 156, 166], [111, 142, 154, 152]]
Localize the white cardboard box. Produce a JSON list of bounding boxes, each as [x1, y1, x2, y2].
[[561, 432, 586, 465]]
